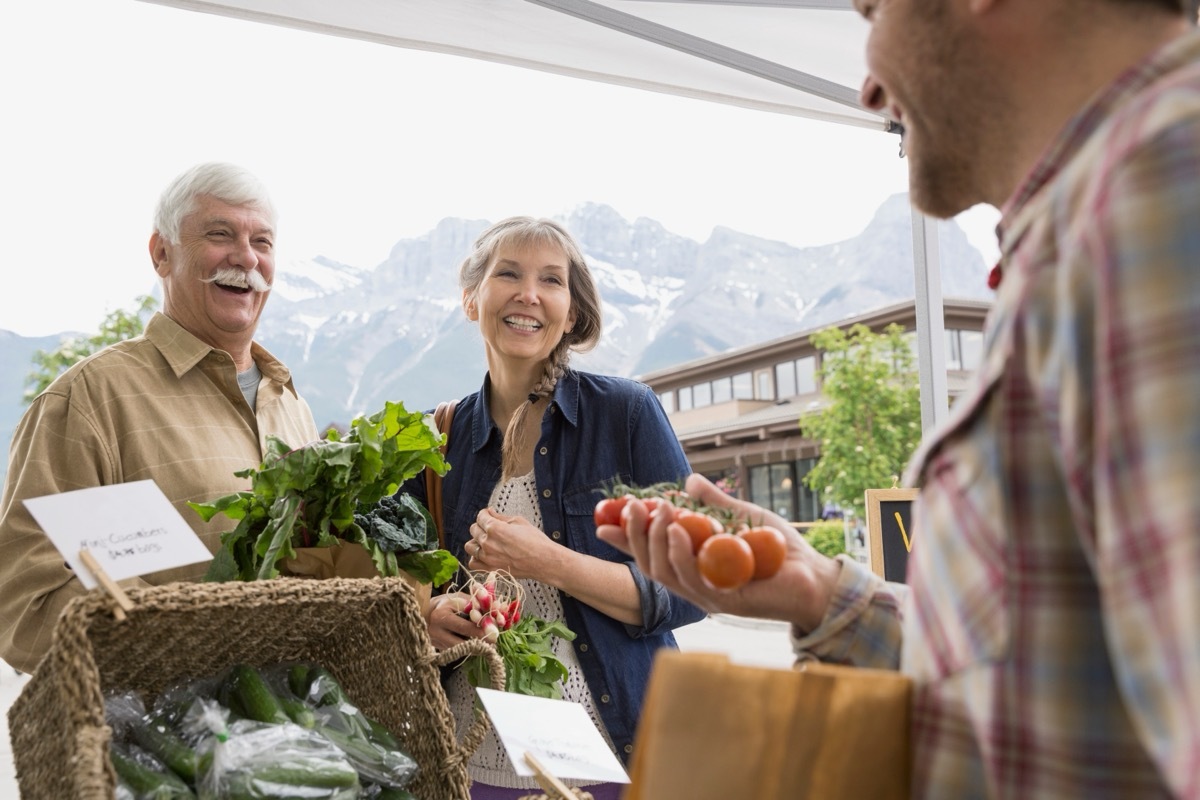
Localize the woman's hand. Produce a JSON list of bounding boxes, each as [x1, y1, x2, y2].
[[596, 473, 842, 631], [424, 591, 487, 650], [466, 508, 558, 579]]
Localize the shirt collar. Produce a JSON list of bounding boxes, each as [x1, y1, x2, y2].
[[469, 369, 581, 454], [145, 312, 292, 384], [997, 30, 1200, 257]]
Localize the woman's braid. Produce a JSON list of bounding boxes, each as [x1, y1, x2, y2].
[[500, 340, 571, 481]]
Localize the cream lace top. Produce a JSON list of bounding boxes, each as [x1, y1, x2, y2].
[[445, 470, 616, 789]]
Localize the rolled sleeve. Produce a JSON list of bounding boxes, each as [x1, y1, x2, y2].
[[791, 555, 906, 669], [623, 559, 708, 638]]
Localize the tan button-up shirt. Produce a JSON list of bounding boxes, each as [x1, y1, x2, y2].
[[0, 313, 318, 673]]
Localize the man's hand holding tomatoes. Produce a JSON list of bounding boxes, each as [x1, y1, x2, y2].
[[595, 473, 843, 633]]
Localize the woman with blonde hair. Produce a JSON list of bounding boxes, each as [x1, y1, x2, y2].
[[401, 216, 704, 798]]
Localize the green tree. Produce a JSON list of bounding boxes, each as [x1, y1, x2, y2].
[[802, 323, 921, 519], [23, 295, 157, 405]]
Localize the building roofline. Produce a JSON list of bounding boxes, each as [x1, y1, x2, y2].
[[636, 296, 990, 384]]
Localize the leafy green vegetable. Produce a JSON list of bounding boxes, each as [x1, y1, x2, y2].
[[191, 400, 455, 583], [355, 495, 458, 585], [464, 616, 576, 699]]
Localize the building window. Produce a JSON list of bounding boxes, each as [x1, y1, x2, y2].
[[712, 376, 732, 404], [794, 457, 820, 521], [755, 369, 774, 400], [945, 329, 963, 370], [658, 391, 674, 414], [960, 330, 983, 372], [678, 386, 693, 412], [733, 371, 753, 400], [748, 463, 797, 521], [693, 381, 712, 408], [775, 361, 797, 398], [795, 356, 817, 395]]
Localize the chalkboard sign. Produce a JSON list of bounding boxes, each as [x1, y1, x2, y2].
[[865, 488, 918, 583]]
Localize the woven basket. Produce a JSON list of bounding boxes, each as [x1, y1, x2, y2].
[[7, 577, 504, 800]]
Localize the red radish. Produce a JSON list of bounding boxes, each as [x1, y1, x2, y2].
[[457, 569, 525, 638]]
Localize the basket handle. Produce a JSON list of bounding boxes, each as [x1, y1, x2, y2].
[[431, 637, 506, 761]]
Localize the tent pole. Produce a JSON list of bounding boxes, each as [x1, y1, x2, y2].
[[911, 210, 949, 432]]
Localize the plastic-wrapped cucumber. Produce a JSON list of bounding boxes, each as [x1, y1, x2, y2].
[[131, 714, 203, 784], [200, 719, 361, 800], [110, 740, 196, 800], [221, 664, 291, 725]]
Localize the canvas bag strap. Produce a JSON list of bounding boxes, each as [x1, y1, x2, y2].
[[426, 400, 458, 550]]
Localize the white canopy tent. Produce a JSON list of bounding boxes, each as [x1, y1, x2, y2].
[[140, 0, 949, 429]]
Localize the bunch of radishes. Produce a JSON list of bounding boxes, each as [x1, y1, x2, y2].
[[446, 570, 523, 643]]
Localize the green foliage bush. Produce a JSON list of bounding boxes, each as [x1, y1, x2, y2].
[[804, 521, 847, 558]]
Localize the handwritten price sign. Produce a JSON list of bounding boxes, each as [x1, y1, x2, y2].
[[865, 488, 918, 583], [24, 480, 212, 590]]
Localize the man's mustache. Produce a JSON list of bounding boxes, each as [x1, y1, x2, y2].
[[201, 267, 271, 293]]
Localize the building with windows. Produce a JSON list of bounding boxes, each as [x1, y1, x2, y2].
[[637, 298, 990, 523]]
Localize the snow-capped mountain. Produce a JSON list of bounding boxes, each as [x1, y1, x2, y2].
[[254, 194, 990, 431], [0, 194, 990, 474]]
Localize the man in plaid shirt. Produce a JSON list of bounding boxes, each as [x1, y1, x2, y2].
[[599, 1, 1200, 797]]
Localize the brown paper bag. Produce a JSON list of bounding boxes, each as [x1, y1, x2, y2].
[[624, 651, 911, 800], [283, 541, 433, 611]]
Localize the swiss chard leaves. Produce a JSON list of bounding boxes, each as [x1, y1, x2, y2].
[[191, 400, 455, 583]]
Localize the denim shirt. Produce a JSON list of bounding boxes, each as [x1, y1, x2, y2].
[[398, 369, 706, 763]]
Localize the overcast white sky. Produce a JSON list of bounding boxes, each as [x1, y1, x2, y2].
[[0, 0, 999, 338]]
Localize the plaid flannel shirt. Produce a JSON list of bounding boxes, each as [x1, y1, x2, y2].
[[793, 31, 1200, 799]]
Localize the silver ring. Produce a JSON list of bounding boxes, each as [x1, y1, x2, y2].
[[475, 540, 484, 559]]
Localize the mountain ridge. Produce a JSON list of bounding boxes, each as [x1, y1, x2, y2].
[[0, 193, 990, 475]]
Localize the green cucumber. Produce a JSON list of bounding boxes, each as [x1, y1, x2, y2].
[[225, 663, 290, 725], [277, 693, 317, 729], [287, 662, 311, 698], [130, 716, 201, 783], [317, 723, 418, 788], [304, 666, 352, 707], [110, 744, 196, 799], [364, 717, 402, 750], [224, 758, 361, 798]]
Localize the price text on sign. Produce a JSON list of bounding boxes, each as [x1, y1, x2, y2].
[[23, 480, 212, 590], [865, 488, 919, 583]]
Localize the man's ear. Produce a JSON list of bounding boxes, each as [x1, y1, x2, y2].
[[149, 232, 171, 277]]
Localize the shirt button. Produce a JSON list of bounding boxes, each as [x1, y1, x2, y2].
[[542, 489, 552, 498], [578, 643, 588, 652], [539, 446, 548, 455], [551, 530, 562, 540], [600, 694, 610, 704], [623, 744, 634, 754]]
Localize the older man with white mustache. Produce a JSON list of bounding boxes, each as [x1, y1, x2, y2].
[[0, 162, 318, 674]]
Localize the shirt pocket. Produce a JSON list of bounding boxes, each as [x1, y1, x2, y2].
[[562, 487, 621, 559], [904, 373, 1013, 683]]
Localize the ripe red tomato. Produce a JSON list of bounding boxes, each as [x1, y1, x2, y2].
[[642, 496, 666, 516], [696, 534, 755, 590], [738, 526, 787, 580], [594, 496, 631, 527], [674, 509, 722, 554]]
